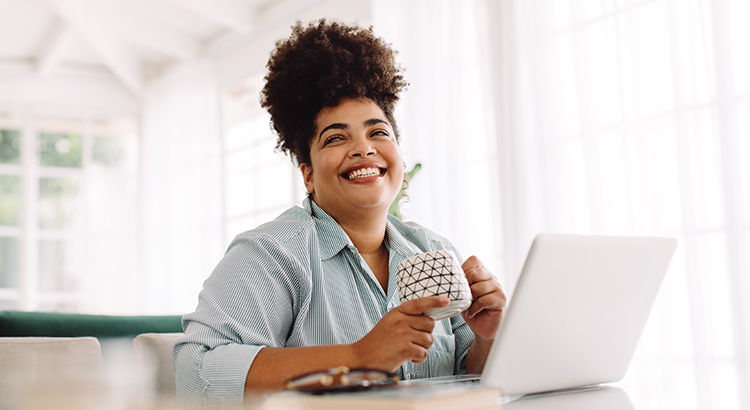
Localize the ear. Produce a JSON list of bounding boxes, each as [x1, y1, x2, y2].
[[299, 163, 314, 194]]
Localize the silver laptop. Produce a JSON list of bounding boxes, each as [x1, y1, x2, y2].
[[406, 233, 677, 397]]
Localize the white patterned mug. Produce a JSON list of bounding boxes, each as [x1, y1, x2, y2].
[[396, 250, 472, 320]]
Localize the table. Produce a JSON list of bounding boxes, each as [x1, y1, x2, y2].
[[497, 361, 750, 410]]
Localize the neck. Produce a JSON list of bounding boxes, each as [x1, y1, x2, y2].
[[336, 209, 388, 255], [314, 198, 391, 291], [311, 198, 388, 254], [336, 208, 390, 292]]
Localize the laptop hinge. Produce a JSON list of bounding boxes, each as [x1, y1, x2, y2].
[[520, 384, 601, 399]]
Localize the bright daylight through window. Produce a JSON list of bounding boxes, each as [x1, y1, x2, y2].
[[221, 75, 302, 247], [0, 114, 139, 313]]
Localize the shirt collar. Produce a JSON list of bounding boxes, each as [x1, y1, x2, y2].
[[384, 217, 423, 259], [384, 217, 424, 302], [304, 197, 424, 261], [304, 197, 354, 260]]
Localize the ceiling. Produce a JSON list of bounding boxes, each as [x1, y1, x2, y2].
[[0, 0, 366, 102]]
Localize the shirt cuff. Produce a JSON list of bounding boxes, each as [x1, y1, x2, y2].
[[202, 343, 264, 406]]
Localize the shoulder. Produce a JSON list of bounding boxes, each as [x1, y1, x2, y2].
[[230, 206, 315, 250], [211, 206, 317, 290]]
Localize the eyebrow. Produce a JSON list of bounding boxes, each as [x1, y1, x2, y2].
[[318, 123, 348, 140], [318, 118, 390, 141], [364, 118, 389, 127]]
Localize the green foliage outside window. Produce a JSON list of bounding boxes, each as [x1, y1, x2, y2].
[[0, 129, 20, 164], [0, 175, 20, 226], [93, 136, 126, 166], [0, 129, 21, 290], [39, 178, 79, 229], [0, 237, 19, 288], [39, 132, 83, 168], [0, 126, 134, 297], [388, 163, 422, 220]]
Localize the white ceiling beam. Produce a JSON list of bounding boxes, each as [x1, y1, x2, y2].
[[0, 73, 140, 115], [162, 0, 255, 33], [102, 8, 199, 61], [36, 18, 74, 76], [43, 0, 143, 97], [212, 0, 371, 86]]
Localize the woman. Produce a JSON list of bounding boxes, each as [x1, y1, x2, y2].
[[173, 19, 506, 407]]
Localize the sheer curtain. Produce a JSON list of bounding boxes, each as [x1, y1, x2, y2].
[[489, 0, 749, 408], [140, 60, 225, 314], [372, 0, 505, 280], [375, 0, 749, 408]]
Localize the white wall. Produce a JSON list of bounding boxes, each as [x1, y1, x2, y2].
[[139, 60, 224, 314]]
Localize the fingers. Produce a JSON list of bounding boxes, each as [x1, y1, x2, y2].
[[392, 298, 446, 362], [469, 280, 503, 301], [402, 326, 434, 364], [398, 296, 450, 316], [462, 256, 502, 299], [409, 329, 435, 350], [463, 260, 494, 285], [357, 300, 440, 369], [393, 324, 433, 364], [461, 255, 507, 320], [462, 255, 485, 273], [464, 291, 506, 319], [466, 278, 506, 315]]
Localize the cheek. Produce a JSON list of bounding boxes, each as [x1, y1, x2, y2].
[[390, 148, 405, 179], [392, 167, 405, 187], [310, 150, 343, 182], [319, 157, 340, 179]]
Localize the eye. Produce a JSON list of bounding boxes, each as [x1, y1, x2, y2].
[[323, 135, 345, 146], [370, 130, 390, 138]]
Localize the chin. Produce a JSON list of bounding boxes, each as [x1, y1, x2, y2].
[[350, 196, 393, 211]]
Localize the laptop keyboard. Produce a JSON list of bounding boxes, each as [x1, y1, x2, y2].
[[398, 374, 482, 386]]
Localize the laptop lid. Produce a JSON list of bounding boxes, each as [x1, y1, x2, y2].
[[481, 233, 677, 395]]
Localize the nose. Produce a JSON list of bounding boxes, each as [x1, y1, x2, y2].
[[350, 135, 376, 158]]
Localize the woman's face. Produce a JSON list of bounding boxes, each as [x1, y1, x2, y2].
[[300, 97, 404, 220]]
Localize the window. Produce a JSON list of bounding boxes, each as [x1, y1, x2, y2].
[[488, 0, 750, 407], [221, 75, 301, 246], [0, 112, 139, 312]]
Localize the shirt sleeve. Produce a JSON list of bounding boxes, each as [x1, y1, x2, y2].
[[173, 234, 306, 408], [442, 243, 476, 374], [451, 313, 475, 375]]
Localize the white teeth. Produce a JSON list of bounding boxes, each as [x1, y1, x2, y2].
[[348, 167, 381, 180]]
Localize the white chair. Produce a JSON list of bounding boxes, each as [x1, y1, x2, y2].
[[133, 332, 183, 409], [0, 337, 103, 410]]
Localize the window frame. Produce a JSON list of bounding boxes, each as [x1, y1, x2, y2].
[[0, 110, 139, 311]]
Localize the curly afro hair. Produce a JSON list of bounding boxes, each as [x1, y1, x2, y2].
[[260, 19, 408, 166]]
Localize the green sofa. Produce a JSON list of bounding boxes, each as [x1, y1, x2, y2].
[[0, 310, 183, 339]]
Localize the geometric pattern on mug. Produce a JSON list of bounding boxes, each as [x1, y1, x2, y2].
[[397, 250, 471, 302]]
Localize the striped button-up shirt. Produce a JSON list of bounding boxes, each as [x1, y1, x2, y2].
[[173, 197, 475, 407]]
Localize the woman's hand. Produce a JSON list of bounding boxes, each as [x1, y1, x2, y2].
[[461, 256, 506, 341], [353, 296, 450, 372]]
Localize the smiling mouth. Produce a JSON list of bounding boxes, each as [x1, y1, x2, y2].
[[343, 167, 386, 180]]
